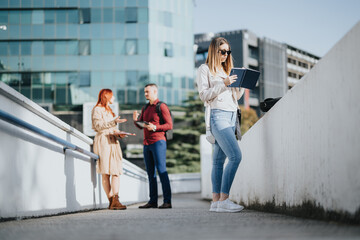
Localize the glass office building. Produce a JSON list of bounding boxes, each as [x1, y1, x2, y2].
[[0, 0, 194, 106]]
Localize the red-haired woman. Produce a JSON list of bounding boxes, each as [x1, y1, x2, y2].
[[92, 89, 127, 210]]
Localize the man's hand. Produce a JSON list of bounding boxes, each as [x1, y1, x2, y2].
[[133, 110, 139, 121], [145, 122, 156, 132]]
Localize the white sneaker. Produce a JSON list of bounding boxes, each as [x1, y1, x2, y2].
[[216, 199, 244, 213], [209, 201, 218, 212]]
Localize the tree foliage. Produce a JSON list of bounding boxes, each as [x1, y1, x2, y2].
[[166, 92, 259, 173]]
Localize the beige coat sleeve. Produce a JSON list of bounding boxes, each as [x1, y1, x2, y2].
[[196, 64, 227, 103], [92, 107, 117, 132]]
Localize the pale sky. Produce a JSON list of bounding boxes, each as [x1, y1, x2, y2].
[[193, 0, 360, 57]]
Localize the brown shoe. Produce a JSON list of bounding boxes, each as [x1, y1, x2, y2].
[[108, 196, 113, 209], [138, 203, 158, 209], [109, 195, 127, 210], [158, 203, 172, 209]]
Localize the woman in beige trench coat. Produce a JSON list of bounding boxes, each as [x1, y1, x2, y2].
[[92, 89, 127, 210]]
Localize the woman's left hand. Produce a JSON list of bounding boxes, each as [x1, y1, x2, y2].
[[114, 116, 127, 124], [112, 132, 127, 138], [223, 75, 237, 86]]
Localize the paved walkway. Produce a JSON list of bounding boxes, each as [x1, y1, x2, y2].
[[1, 193, 359, 240]]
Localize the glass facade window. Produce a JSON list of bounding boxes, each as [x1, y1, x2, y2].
[[55, 41, 67, 55], [21, 42, 32, 55], [138, 39, 148, 55], [91, 40, 101, 55], [0, 11, 7, 24], [115, 8, 125, 23], [138, 8, 148, 23], [0, 42, 8, 55], [163, 12, 172, 27], [68, 10, 78, 24], [79, 71, 91, 86], [138, 71, 149, 86], [102, 40, 113, 55], [181, 77, 186, 89], [117, 89, 125, 104], [44, 41, 56, 55], [102, 72, 113, 87], [91, 8, 101, 23], [79, 40, 91, 55], [164, 42, 173, 57], [32, 10, 44, 24], [126, 71, 137, 86], [125, 8, 137, 23], [114, 40, 125, 55], [125, 39, 137, 55], [164, 73, 172, 87], [20, 11, 32, 24], [22, 0, 32, 8], [9, 11, 20, 25], [68, 41, 78, 55], [56, 10, 67, 24], [127, 89, 137, 103], [103, 8, 113, 23], [79, 8, 91, 24], [45, 10, 56, 24], [9, 42, 20, 56]]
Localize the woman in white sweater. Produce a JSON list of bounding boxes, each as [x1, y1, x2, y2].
[[196, 37, 244, 213]]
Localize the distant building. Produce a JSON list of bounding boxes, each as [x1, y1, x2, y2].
[[0, 0, 195, 108], [195, 30, 320, 114]]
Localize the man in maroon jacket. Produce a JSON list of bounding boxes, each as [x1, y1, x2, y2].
[[133, 83, 173, 209]]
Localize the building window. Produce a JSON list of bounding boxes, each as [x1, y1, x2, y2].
[[125, 39, 137, 55], [79, 71, 90, 87], [126, 71, 137, 86], [91, 8, 101, 23], [9, 42, 20, 56], [127, 89, 137, 103], [0, 42, 7, 55], [79, 8, 91, 24], [0, 11, 8, 24], [248, 46, 258, 59], [164, 42, 173, 57], [288, 72, 297, 78], [103, 8, 113, 23], [44, 41, 56, 55], [79, 40, 91, 55], [115, 8, 125, 23], [164, 73, 172, 87], [20, 11, 32, 24], [9, 11, 20, 24], [44, 10, 55, 24], [125, 7, 137, 23], [21, 41, 32, 55], [117, 89, 126, 104], [163, 12, 172, 27], [32, 10, 44, 24]]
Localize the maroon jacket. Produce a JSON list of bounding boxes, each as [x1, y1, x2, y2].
[[135, 99, 173, 145]]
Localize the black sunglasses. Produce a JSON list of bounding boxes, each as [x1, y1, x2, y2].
[[218, 50, 231, 55]]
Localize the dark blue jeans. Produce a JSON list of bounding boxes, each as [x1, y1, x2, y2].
[[143, 140, 172, 204]]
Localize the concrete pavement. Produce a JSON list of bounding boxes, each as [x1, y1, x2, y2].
[[0, 193, 359, 240]]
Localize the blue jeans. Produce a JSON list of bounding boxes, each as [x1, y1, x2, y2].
[[143, 140, 172, 204], [210, 109, 242, 195]]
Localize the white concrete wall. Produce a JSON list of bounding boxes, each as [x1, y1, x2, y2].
[[0, 82, 200, 219], [201, 21, 360, 217]]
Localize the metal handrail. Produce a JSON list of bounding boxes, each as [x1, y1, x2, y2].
[[0, 109, 99, 160]]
